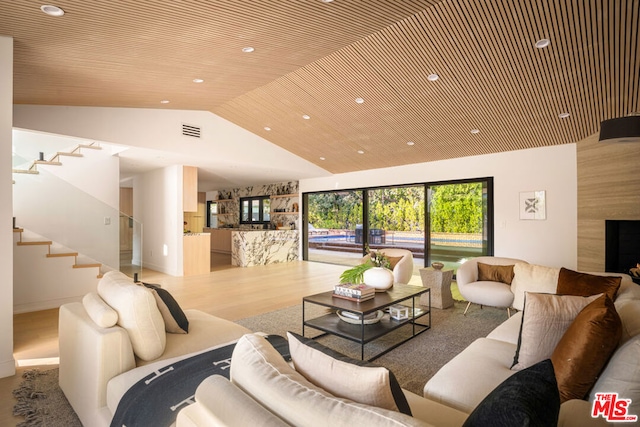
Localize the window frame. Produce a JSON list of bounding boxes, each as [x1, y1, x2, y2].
[[239, 195, 271, 225]]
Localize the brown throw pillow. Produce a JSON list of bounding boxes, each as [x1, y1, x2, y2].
[[477, 263, 515, 285], [556, 268, 621, 301], [385, 256, 403, 270], [551, 294, 622, 403]]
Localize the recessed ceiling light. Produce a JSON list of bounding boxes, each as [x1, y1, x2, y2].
[[160, 100, 170, 104], [40, 5, 64, 16], [319, 157, 326, 160], [355, 97, 365, 104], [470, 129, 480, 134], [427, 74, 439, 81], [357, 150, 365, 154], [302, 114, 311, 120], [264, 126, 271, 131], [558, 112, 570, 119], [407, 141, 415, 146], [242, 47, 255, 53], [535, 38, 550, 49], [192, 78, 204, 83]]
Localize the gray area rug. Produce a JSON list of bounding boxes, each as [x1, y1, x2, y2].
[[12, 368, 81, 427], [236, 301, 508, 395], [11, 301, 506, 425]]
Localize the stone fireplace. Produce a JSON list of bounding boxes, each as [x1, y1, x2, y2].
[[605, 220, 640, 281]]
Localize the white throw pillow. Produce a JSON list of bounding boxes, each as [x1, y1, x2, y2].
[[287, 332, 411, 414], [511, 263, 560, 311], [230, 334, 423, 427], [82, 292, 118, 328], [512, 292, 601, 371], [97, 271, 166, 361]]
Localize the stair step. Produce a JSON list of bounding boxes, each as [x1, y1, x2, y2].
[[17, 241, 52, 246], [78, 144, 102, 150], [47, 252, 79, 258], [56, 152, 83, 157], [33, 160, 62, 166], [12, 169, 39, 174], [13, 228, 24, 232], [73, 263, 101, 269]]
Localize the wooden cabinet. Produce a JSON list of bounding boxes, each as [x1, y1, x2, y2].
[[183, 233, 210, 276], [183, 166, 198, 212], [209, 229, 232, 254]]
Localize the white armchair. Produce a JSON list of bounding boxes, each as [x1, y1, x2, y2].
[[364, 248, 415, 284], [456, 256, 528, 316]]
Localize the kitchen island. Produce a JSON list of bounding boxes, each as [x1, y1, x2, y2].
[[231, 229, 299, 267]]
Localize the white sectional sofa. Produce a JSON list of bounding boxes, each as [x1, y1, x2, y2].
[[424, 262, 640, 426], [58, 271, 251, 427], [177, 333, 469, 427]]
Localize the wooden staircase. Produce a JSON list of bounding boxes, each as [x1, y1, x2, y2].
[[13, 227, 103, 278], [12, 142, 102, 175]]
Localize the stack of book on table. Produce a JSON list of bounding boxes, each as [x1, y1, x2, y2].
[[333, 283, 375, 302]]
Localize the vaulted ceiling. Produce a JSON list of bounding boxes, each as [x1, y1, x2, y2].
[[3, 0, 639, 176]]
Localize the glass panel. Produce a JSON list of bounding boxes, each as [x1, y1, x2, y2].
[[307, 191, 363, 266], [251, 200, 260, 221], [263, 198, 271, 222], [427, 181, 488, 275], [367, 186, 425, 280], [208, 201, 218, 228], [241, 200, 250, 222]]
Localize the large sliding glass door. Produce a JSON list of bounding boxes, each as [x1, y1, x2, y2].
[[306, 191, 363, 266], [427, 179, 492, 274], [304, 177, 493, 278], [367, 185, 425, 262]]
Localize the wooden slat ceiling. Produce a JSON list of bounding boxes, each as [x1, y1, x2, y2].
[[2, 0, 638, 174]]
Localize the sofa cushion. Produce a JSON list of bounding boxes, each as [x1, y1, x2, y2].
[[423, 338, 518, 413], [511, 263, 560, 311], [142, 283, 189, 334], [589, 334, 640, 418], [287, 332, 411, 415], [551, 294, 622, 403], [231, 334, 428, 427], [557, 268, 621, 301], [463, 359, 560, 427], [477, 263, 515, 285], [617, 300, 640, 345], [97, 271, 166, 361], [82, 292, 118, 328], [512, 293, 600, 371]]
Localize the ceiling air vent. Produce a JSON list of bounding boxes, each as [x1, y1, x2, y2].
[[182, 124, 201, 138]]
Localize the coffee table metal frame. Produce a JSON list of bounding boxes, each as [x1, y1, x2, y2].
[[302, 284, 431, 361]]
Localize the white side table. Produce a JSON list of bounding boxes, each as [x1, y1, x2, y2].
[[419, 267, 454, 309]]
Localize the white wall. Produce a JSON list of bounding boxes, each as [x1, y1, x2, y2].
[[301, 144, 577, 269], [0, 35, 15, 378], [134, 165, 184, 276]]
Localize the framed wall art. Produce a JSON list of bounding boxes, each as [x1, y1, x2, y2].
[[519, 190, 546, 220]]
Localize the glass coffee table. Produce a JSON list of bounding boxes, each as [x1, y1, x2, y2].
[[302, 284, 431, 361]]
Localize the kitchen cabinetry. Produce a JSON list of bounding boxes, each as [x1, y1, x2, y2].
[[208, 229, 232, 254], [183, 166, 198, 212]]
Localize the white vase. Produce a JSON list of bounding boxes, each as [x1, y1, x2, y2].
[[363, 267, 394, 292]]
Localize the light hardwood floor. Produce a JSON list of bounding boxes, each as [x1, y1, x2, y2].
[[2, 257, 350, 426]]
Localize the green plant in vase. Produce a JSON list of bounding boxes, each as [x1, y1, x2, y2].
[[339, 246, 390, 284]]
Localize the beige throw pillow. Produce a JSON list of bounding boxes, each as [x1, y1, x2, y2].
[[97, 271, 166, 361], [287, 332, 411, 415], [511, 263, 560, 311], [511, 292, 601, 371]]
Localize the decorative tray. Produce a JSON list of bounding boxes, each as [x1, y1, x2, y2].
[[337, 310, 384, 325]]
